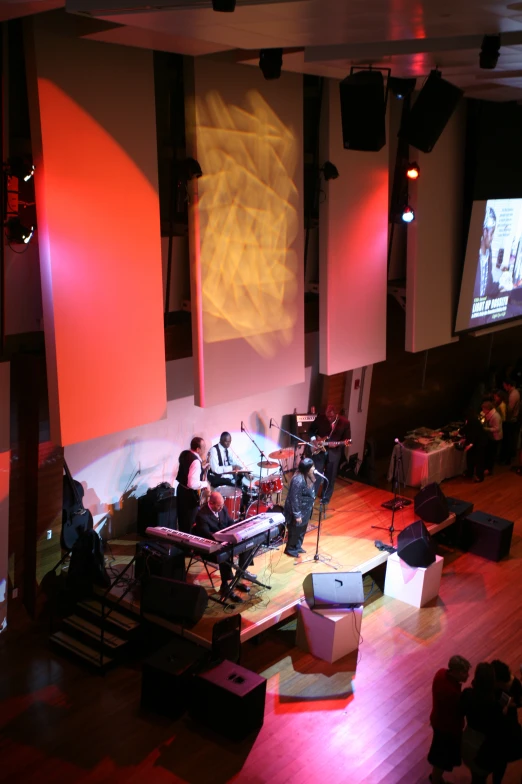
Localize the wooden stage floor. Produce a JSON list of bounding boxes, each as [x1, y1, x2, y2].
[[106, 477, 452, 648]]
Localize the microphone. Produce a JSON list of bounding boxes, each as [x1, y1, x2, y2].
[[314, 470, 328, 481], [394, 438, 400, 444], [241, 421, 244, 432], [269, 418, 273, 429]]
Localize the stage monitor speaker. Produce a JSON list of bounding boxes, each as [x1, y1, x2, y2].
[[414, 482, 449, 524], [189, 659, 266, 740], [141, 576, 208, 625], [339, 70, 386, 152], [399, 70, 463, 153], [397, 520, 436, 568], [303, 571, 364, 609]]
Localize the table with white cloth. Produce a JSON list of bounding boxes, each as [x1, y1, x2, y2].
[[387, 439, 467, 488]]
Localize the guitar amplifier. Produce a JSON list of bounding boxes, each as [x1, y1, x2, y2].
[[137, 483, 176, 536], [293, 413, 317, 438]]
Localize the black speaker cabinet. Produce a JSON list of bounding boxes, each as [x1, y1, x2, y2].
[[141, 576, 208, 625], [303, 571, 364, 609], [135, 541, 185, 582], [460, 511, 514, 561], [399, 70, 463, 153], [339, 70, 386, 151], [414, 482, 449, 524], [141, 638, 207, 718], [397, 520, 436, 568], [190, 660, 266, 740], [137, 483, 176, 536]]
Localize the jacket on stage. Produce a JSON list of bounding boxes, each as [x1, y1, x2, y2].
[[284, 473, 316, 526], [194, 503, 235, 540]]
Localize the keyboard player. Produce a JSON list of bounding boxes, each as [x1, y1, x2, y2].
[[194, 491, 251, 603]]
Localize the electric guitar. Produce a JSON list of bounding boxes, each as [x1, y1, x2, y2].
[[311, 439, 352, 454]]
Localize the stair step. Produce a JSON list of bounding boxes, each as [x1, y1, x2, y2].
[[51, 631, 113, 668], [62, 615, 129, 650], [77, 599, 140, 634]]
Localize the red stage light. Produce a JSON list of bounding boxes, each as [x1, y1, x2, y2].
[[406, 163, 420, 180]]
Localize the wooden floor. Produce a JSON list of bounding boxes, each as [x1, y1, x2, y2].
[[2, 468, 522, 784]]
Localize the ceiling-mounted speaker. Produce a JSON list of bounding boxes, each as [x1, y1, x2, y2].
[[339, 70, 386, 152], [399, 70, 463, 153]]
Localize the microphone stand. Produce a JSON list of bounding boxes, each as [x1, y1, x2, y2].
[[270, 419, 310, 485], [372, 440, 409, 545], [298, 480, 337, 569], [241, 422, 268, 516]]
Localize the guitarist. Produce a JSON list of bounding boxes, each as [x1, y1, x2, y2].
[[309, 405, 351, 504], [176, 437, 210, 534]]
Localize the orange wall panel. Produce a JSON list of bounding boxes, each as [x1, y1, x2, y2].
[[26, 14, 166, 445]]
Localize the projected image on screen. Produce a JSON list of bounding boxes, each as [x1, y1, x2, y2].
[[456, 198, 522, 332]]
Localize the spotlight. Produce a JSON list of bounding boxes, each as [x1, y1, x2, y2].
[[406, 162, 420, 180], [321, 161, 339, 181], [212, 0, 235, 9], [259, 48, 283, 81], [480, 35, 500, 70], [6, 156, 35, 182], [401, 206, 415, 223], [5, 217, 34, 244], [388, 76, 416, 100]]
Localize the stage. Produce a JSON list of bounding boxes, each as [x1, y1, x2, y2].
[[103, 477, 457, 649]]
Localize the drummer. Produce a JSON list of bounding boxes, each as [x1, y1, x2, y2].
[[208, 431, 252, 509]]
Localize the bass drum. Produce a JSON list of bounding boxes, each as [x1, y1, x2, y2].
[[245, 500, 272, 519], [215, 485, 242, 521]]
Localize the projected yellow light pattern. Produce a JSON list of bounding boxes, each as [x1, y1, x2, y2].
[[196, 90, 299, 358]]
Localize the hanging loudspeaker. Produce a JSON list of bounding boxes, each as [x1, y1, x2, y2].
[[339, 70, 386, 152], [399, 70, 463, 153]]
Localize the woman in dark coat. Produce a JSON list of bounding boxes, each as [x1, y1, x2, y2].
[[284, 457, 316, 557]]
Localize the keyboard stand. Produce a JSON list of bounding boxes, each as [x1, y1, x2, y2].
[[218, 543, 271, 604]]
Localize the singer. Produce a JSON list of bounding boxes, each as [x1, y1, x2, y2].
[[283, 458, 316, 558]]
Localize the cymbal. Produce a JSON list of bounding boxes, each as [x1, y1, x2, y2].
[[257, 460, 278, 468], [269, 448, 294, 460]]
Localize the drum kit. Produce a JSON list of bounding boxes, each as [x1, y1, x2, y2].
[[214, 447, 295, 522]]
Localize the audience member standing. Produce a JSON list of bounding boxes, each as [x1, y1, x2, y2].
[[428, 655, 471, 784], [491, 660, 522, 783], [460, 411, 488, 483], [481, 400, 503, 475], [462, 662, 505, 784]]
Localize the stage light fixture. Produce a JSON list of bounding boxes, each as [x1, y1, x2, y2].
[[401, 206, 415, 223], [5, 217, 34, 244], [180, 157, 203, 179], [212, 0, 235, 9], [259, 48, 283, 80], [388, 76, 417, 100], [6, 156, 35, 181], [321, 161, 339, 181], [480, 35, 501, 69], [406, 162, 420, 180]]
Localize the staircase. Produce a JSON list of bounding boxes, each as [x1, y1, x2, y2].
[[50, 596, 141, 672]]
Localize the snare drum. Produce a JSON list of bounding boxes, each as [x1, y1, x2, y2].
[[256, 474, 283, 495], [215, 485, 242, 520]]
